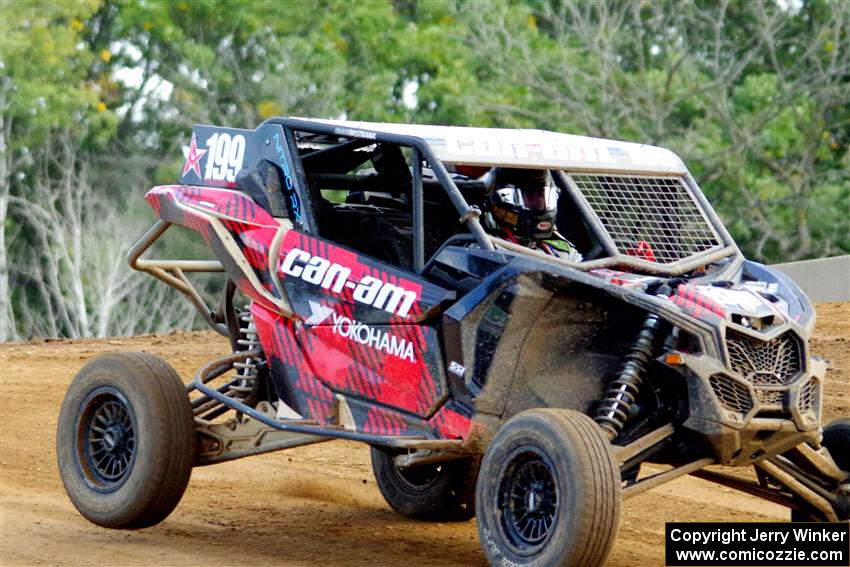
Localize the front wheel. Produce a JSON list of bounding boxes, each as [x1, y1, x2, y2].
[[56, 352, 195, 528], [476, 409, 622, 567], [791, 417, 850, 522], [822, 417, 850, 473]]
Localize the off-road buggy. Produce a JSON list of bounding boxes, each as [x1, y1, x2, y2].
[[57, 118, 849, 567]]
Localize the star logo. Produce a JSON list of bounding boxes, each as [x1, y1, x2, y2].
[[182, 133, 207, 178]]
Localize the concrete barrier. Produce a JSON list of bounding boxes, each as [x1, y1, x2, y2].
[[772, 255, 850, 303]]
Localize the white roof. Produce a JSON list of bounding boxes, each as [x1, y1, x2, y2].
[[309, 119, 688, 175]]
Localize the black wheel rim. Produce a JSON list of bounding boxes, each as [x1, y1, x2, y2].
[[389, 456, 442, 492], [75, 386, 137, 492], [497, 447, 559, 553]]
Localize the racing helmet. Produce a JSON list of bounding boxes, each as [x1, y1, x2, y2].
[[489, 168, 558, 239]]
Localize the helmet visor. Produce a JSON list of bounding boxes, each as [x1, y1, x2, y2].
[[520, 186, 546, 210], [497, 184, 558, 212]]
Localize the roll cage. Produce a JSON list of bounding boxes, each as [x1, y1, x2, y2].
[[264, 117, 741, 276], [269, 116, 496, 274]]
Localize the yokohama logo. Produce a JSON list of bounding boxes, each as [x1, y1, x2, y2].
[[280, 248, 418, 317], [305, 301, 415, 362], [332, 313, 415, 363]]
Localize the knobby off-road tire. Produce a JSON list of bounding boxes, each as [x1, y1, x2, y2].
[[476, 409, 622, 567], [791, 417, 850, 522], [371, 447, 479, 520], [56, 352, 195, 529], [822, 417, 850, 474]]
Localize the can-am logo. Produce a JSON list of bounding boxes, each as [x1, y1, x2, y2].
[[280, 248, 418, 318], [305, 301, 415, 362]]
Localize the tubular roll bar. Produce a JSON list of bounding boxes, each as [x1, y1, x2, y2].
[[264, 117, 496, 266], [265, 117, 738, 277], [127, 220, 229, 336]]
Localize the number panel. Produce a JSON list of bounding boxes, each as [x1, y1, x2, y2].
[[182, 126, 250, 188]]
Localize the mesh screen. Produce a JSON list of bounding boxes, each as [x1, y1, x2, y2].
[[754, 389, 784, 407], [569, 174, 721, 263], [709, 374, 753, 414], [799, 379, 818, 413], [726, 331, 801, 386]]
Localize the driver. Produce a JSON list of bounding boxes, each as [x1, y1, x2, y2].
[[486, 168, 582, 261]]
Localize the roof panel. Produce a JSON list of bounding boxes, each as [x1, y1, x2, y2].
[[305, 119, 688, 175]]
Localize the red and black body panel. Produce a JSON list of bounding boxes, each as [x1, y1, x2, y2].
[[146, 185, 281, 306], [260, 230, 458, 421], [145, 183, 472, 440], [250, 298, 472, 439]]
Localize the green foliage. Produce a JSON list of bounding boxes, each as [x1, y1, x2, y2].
[[2, 1, 117, 151], [447, 0, 849, 262]]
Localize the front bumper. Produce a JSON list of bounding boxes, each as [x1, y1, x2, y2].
[[670, 351, 827, 466]]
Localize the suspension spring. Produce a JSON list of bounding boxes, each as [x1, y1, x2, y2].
[[595, 309, 666, 440], [229, 309, 264, 400]]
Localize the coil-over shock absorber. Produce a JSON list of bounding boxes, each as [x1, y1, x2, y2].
[[595, 287, 671, 439], [229, 309, 263, 402]]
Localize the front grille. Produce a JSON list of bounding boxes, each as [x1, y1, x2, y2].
[[754, 389, 784, 407], [709, 374, 753, 413], [726, 331, 802, 385], [568, 174, 722, 264], [799, 378, 818, 413]]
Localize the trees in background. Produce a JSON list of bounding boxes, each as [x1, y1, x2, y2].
[[461, 0, 850, 261], [2, 1, 114, 341], [7, 133, 197, 338], [1, 1, 193, 341], [1, 0, 848, 341]]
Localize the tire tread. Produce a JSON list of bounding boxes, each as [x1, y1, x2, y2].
[[56, 351, 194, 529], [371, 447, 478, 521], [475, 408, 621, 567]]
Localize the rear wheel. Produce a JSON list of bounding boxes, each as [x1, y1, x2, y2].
[[476, 409, 621, 567], [370, 447, 479, 520], [56, 352, 195, 528]]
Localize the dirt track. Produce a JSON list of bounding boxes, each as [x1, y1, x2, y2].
[[1, 302, 847, 566]]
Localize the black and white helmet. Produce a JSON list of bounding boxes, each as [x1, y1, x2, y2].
[[489, 168, 558, 239]]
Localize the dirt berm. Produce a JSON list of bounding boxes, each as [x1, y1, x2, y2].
[[1, 303, 847, 566]]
